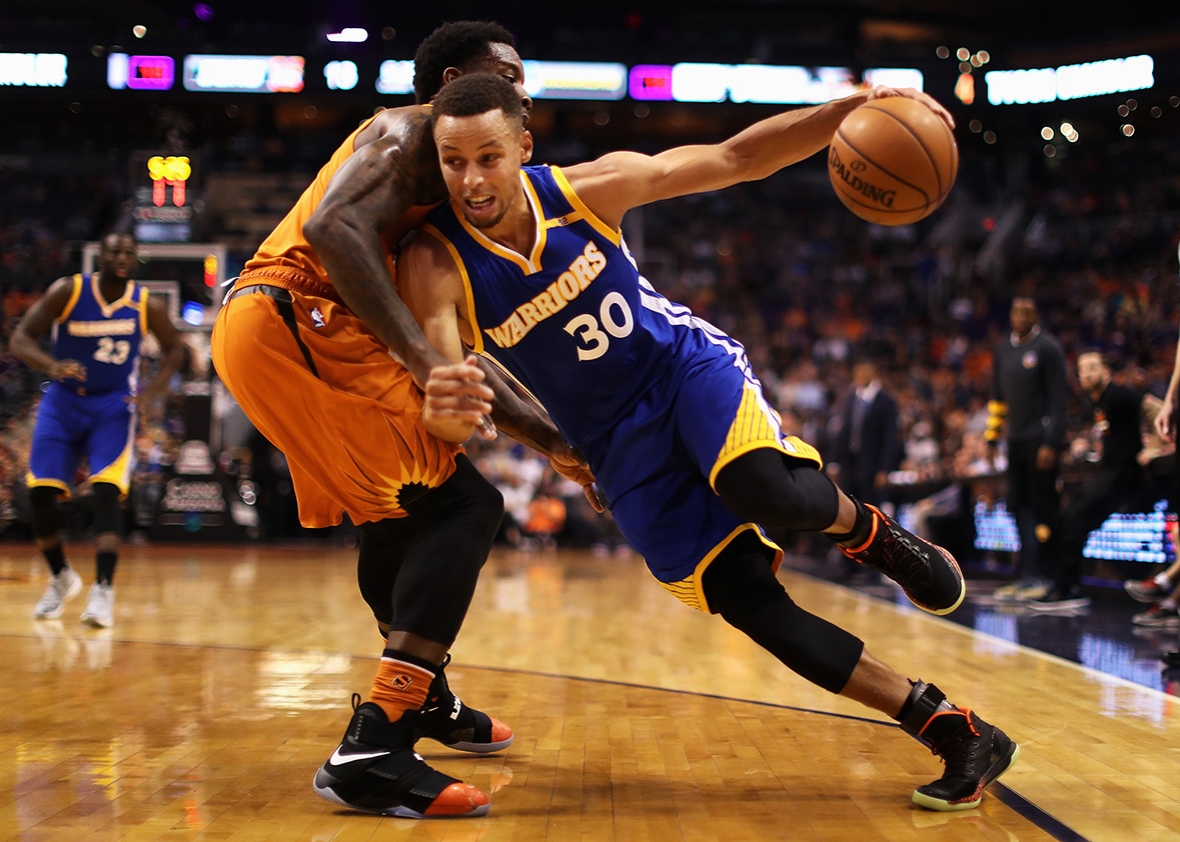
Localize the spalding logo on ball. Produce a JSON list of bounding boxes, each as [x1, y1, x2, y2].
[[828, 97, 958, 226]]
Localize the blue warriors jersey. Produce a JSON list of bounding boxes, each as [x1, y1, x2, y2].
[[53, 274, 147, 395], [27, 275, 147, 495], [424, 165, 724, 450], [423, 166, 822, 609]]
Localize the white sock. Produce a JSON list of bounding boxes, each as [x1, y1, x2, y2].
[[1156, 572, 1175, 588]]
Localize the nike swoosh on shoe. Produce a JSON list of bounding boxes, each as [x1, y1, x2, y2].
[[328, 747, 391, 765]]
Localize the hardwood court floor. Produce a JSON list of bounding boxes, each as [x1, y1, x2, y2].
[[1, 543, 1179, 841]]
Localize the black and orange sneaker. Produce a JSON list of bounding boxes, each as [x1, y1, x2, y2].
[[414, 654, 513, 753], [839, 503, 966, 615], [313, 696, 490, 818], [900, 681, 1019, 812]]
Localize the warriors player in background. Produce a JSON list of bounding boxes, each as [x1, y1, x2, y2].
[[211, 22, 596, 819], [11, 230, 185, 628], [398, 74, 1017, 812]]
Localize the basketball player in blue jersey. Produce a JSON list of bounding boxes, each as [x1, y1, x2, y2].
[[11, 231, 186, 628], [397, 74, 1018, 812]]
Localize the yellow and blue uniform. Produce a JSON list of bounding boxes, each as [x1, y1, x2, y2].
[[423, 165, 822, 610], [26, 274, 147, 496]]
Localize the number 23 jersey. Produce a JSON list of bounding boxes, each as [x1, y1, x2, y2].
[[422, 164, 713, 452], [53, 273, 147, 395]]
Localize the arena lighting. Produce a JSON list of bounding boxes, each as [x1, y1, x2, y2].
[[376, 59, 413, 94], [629, 64, 673, 100], [522, 60, 627, 100], [323, 60, 358, 91], [985, 54, 1153, 105], [671, 63, 923, 104], [108, 54, 175, 91], [865, 67, 923, 90], [183, 54, 304, 92], [326, 28, 368, 43], [0, 52, 67, 87], [376, 59, 627, 99], [730, 65, 856, 104]]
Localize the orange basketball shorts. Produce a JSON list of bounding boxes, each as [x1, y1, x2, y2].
[[211, 283, 460, 528]]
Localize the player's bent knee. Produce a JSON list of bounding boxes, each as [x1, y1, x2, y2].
[[715, 449, 838, 531], [91, 482, 123, 537], [441, 456, 504, 539], [28, 486, 63, 539]]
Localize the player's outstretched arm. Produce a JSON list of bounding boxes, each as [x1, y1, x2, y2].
[[566, 87, 954, 231], [133, 295, 188, 412], [9, 277, 87, 382], [303, 108, 450, 389]]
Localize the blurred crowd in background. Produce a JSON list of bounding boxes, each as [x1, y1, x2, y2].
[[3, 100, 1180, 553]]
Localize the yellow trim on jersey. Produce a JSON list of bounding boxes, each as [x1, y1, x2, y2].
[[541, 210, 586, 230], [449, 171, 548, 275], [477, 347, 546, 409], [25, 475, 72, 499], [707, 384, 823, 489], [421, 224, 485, 357], [89, 426, 136, 496], [424, 223, 549, 408], [57, 275, 83, 323], [549, 165, 622, 246], [656, 523, 784, 613], [92, 275, 137, 318], [139, 289, 150, 335]]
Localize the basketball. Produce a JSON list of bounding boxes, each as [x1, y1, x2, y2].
[[827, 96, 958, 226]]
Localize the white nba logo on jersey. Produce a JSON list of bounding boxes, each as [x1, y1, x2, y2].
[[311, 307, 326, 328]]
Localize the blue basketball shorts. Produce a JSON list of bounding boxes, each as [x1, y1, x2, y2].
[[582, 344, 821, 611], [26, 384, 136, 496]]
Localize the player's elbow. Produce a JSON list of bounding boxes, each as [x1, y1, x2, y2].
[[303, 203, 359, 256]]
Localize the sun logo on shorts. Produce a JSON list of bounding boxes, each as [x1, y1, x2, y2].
[[377, 458, 448, 511], [393, 481, 430, 508]]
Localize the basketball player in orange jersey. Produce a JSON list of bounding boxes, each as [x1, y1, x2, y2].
[[211, 22, 596, 819], [400, 74, 1018, 812]]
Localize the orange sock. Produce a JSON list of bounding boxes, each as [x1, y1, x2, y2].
[[368, 658, 434, 723]]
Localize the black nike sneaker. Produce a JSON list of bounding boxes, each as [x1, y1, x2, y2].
[[313, 695, 490, 818], [414, 654, 514, 753]]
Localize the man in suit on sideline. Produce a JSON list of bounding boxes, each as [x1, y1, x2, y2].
[[829, 358, 900, 510], [827, 358, 900, 581]]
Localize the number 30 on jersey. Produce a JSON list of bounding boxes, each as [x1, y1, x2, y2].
[[563, 292, 634, 361]]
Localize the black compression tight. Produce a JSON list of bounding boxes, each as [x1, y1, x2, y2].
[[28, 485, 62, 539], [356, 455, 503, 646], [702, 530, 865, 694], [714, 448, 841, 532]]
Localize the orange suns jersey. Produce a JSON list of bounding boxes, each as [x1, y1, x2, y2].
[[241, 112, 435, 294]]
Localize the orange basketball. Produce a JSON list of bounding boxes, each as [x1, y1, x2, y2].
[[827, 96, 958, 226]]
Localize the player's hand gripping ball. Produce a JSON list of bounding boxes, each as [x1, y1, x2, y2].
[[828, 96, 958, 225]]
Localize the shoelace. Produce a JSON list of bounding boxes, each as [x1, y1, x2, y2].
[[926, 716, 984, 769], [875, 524, 930, 582]]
